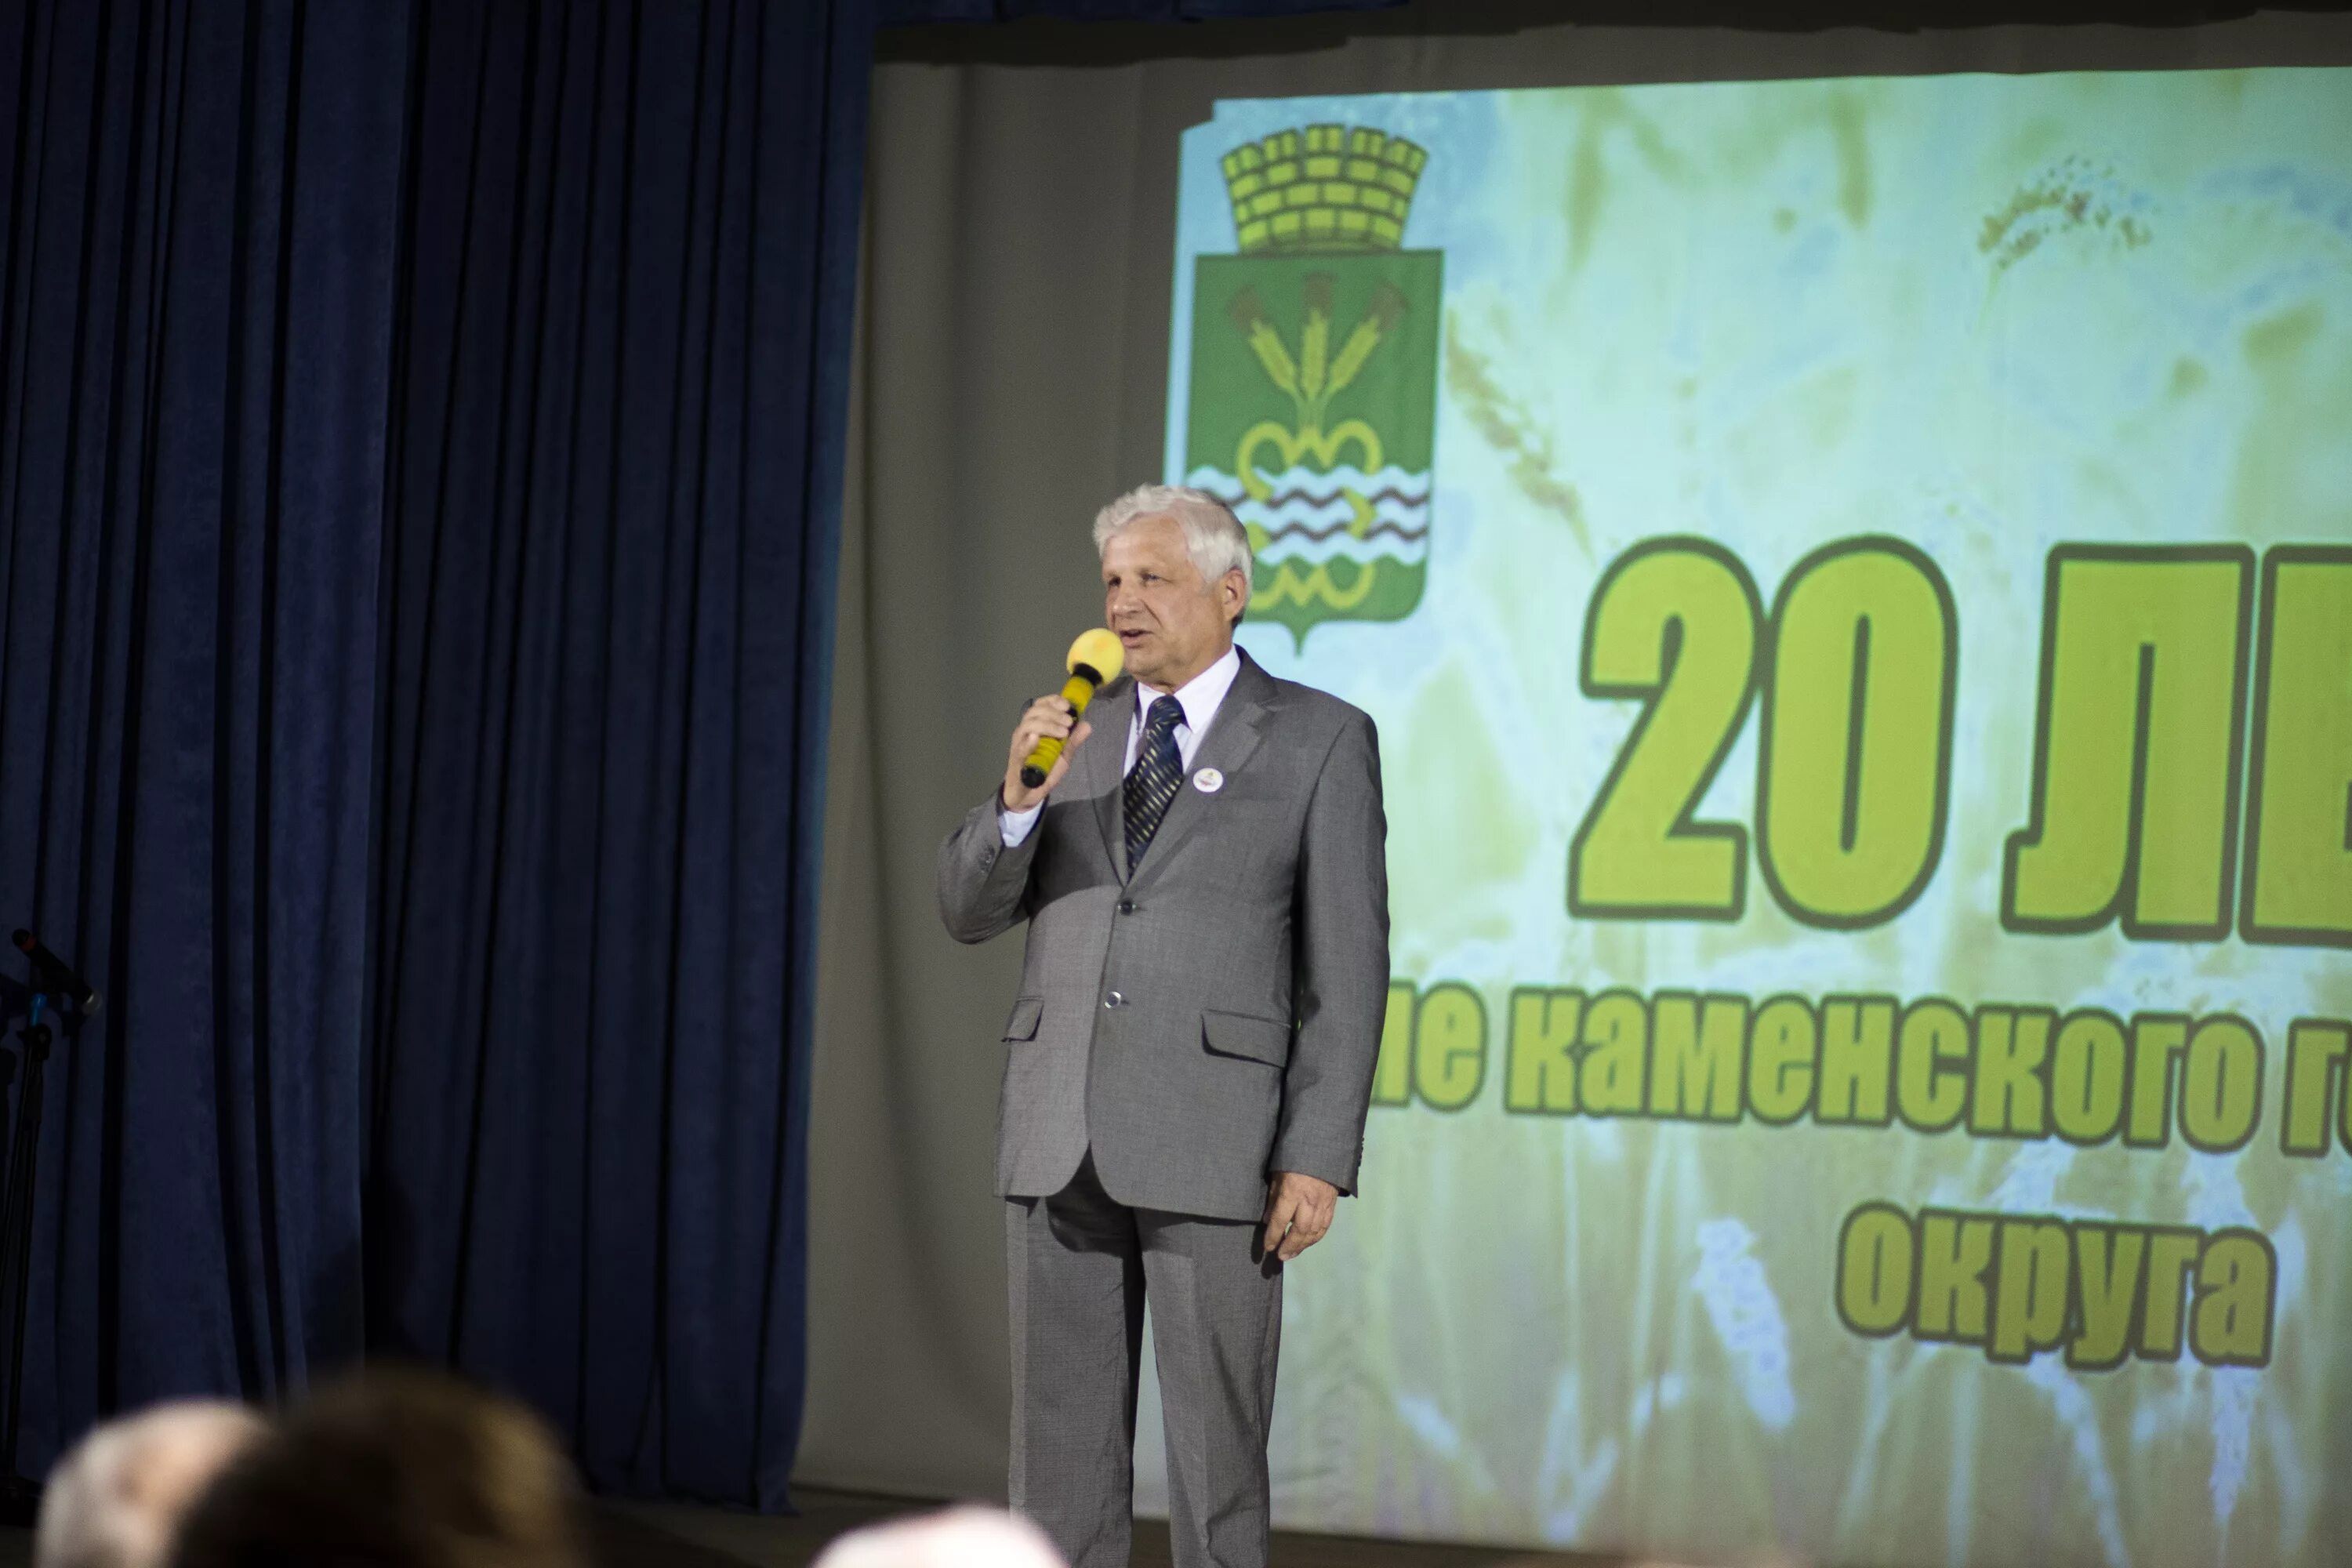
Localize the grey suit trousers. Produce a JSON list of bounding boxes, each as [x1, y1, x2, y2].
[[1009, 1153, 1280, 1568]]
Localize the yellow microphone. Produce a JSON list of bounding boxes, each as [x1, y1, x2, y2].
[[1021, 629, 1126, 788]]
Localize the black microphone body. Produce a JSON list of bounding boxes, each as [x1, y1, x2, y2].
[[10, 930, 101, 1015]]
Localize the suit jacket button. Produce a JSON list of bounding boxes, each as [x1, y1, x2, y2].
[[1105, 991, 1124, 1008], [1118, 899, 1136, 914]]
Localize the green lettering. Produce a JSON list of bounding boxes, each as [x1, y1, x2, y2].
[[1648, 992, 1747, 1121], [1580, 991, 1648, 1116], [1757, 542, 1955, 927], [2004, 547, 2251, 938], [1836, 1203, 1915, 1336], [1747, 996, 1817, 1124], [1818, 996, 1896, 1125], [1896, 1000, 1969, 1134], [2125, 1016, 2187, 1148], [2191, 1231, 2275, 1367], [2179, 1017, 2261, 1154], [2140, 1229, 2202, 1359], [1570, 544, 1760, 920], [1414, 983, 1486, 1111], [2280, 1020, 2348, 1156], [1969, 1006, 2052, 1138], [2049, 1011, 2127, 1145], [2069, 1224, 2145, 1371], [1915, 1210, 1994, 1343], [1504, 988, 1581, 1114], [1991, 1218, 2071, 1363], [2243, 549, 2352, 946]]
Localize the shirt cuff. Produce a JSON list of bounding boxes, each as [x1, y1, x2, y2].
[[998, 802, 1044, 848]]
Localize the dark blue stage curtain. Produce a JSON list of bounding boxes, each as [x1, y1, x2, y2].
[[0, 0, 408, 1455], [0, 0, 852, 1506], [360, 0, 858, 1508], [1, 0, 1383, 1511]]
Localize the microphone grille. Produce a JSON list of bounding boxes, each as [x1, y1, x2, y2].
[[1067, 628, 1125, 683]]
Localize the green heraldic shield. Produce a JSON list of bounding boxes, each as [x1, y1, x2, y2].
[[1184, 125, 1443, 646]]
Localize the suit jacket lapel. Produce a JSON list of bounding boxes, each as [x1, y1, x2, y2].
[[1084, 678, 1134, 878], [1126, 652, 1272, 895]]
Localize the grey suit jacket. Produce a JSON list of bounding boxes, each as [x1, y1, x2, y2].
[[938, 650, 1390, 1222]]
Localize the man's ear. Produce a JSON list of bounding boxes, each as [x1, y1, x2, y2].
[[1223, 567, 1250, 623]]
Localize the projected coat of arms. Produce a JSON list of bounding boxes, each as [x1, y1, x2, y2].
[[1182, 126, 1443, 644]]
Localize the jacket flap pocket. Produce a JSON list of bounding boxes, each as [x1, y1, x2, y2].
[[1201, 1009, 1290, 1067], [1003, 996, 1044, 1042]]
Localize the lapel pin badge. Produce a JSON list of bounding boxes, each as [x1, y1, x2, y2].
[[1192, 768, 1224, 794]]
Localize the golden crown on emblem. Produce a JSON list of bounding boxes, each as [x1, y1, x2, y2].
[[1220, 125, 1428, 255]]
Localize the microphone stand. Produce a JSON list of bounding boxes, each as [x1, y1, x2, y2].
[[0, 965, 73, 1525]]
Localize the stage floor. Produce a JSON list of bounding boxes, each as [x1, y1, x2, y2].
[[602, 1489, 1609, 1567], [0, 1486, 1611, 1566]]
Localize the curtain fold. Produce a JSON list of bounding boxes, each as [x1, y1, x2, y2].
[[0, 0, 406, 1457], [361, 0, 859, 1507], [0, 0, 860, 1504]]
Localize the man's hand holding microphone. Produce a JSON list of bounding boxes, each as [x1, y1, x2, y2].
[[1003, 627, 1125, 812], [1004, 698, 1092, 811]]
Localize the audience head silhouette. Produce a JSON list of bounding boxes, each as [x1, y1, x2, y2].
[[37, 1401, 268, 1568], [165, 1368, 585, 1568]]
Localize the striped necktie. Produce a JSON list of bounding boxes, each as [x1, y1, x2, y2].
[[1123, 698, 1187, 875]]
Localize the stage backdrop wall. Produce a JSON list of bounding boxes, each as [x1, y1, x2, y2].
[[804, 10, 2352, 1566]]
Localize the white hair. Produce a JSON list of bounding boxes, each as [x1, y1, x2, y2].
[[37, 1401, 268, 1568], [812, 1506, 1064, 1568], [1091, 485, 1254, 619]]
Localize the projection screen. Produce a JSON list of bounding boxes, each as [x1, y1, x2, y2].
[[1142, 67, 2352, 1568]]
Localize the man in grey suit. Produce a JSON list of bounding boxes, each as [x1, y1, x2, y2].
[[938, 485, 1390, 1568]]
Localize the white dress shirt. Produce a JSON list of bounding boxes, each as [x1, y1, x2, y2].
[[1000, 644, 1242, 848]]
